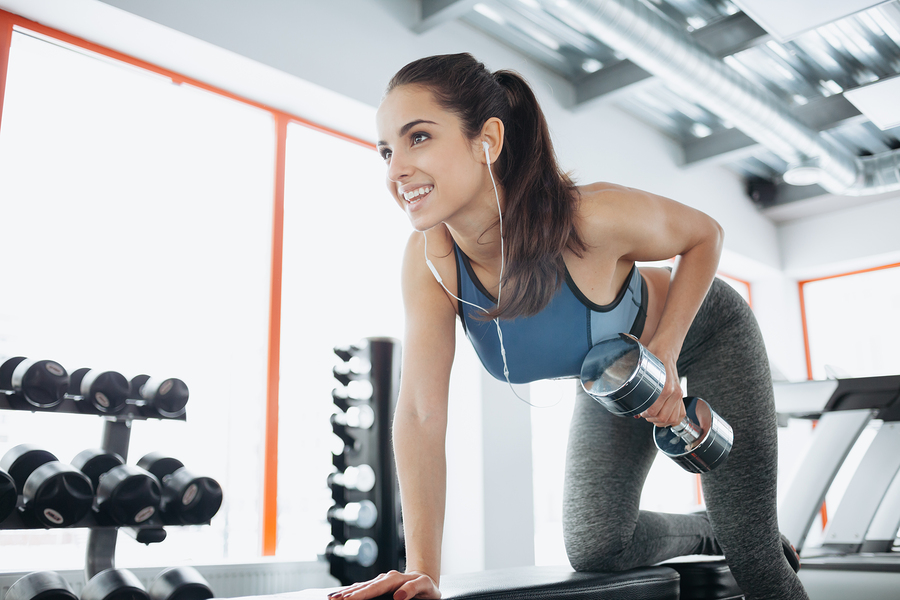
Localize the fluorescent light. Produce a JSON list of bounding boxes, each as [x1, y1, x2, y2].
[[691, 122, 713, 138], [582, 58, 603, 73], [687, 16, 708, 30], [845, 73, 900, 130], [731, 0, 886, 42], [474, 3, 506, 25], [820, 79, 844, 96]]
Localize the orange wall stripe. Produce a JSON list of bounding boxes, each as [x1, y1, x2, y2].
[[0, 9, 375, 151], [0, 11, 13, 136], [263, 114, 289, 556]]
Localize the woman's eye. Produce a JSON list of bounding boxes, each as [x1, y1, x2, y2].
[[411, 132, 429, 145], [379, 149, 392, 161]]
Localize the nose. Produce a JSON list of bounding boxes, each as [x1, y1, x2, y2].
[[387, 148, 411, 183]]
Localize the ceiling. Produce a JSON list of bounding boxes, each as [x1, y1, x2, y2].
[[412, 0, 900, 221]]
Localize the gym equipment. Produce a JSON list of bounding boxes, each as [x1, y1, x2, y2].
[[580, 333, 733, 473], [328, 338, 403, 586], [136, 452, 222, 525], [326, 537, 379, 568], [82, 569, 150, 600], [0, 444, 93, 527], [148, 567, 214, 600], [5, 571, 78, 600], [129, 375, 189, 418], [328, 499, 378, 529], [68, 368, 130, 415], [1, 467, 17, 522], [328, 464, 376, 493], [330, 405, 375, 429], [0, 357, 68, 410], [71, 449, 162, 526], [773, 374, 900, 600]]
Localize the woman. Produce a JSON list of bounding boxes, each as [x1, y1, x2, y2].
[[330, 53, 807, 600]]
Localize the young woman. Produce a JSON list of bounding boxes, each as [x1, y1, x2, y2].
[[329, 53, 807, 600]]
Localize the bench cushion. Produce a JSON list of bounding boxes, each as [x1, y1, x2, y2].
[[436, 565, 680, 600], [665, 559, 743, 600]]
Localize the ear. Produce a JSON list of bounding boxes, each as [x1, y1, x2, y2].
[[478, 117, 505, 165]]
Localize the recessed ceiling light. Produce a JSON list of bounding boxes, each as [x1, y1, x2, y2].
[[731, 0, 886, 42], [845, 74, 900, 130]]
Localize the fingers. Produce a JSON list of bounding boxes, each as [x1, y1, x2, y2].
[[640, 381, 685, 428], [326, 571, 440, 600], [394, 574, 441, 600]]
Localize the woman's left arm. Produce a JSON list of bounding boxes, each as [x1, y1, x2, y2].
[[597, 184, 725, 427]]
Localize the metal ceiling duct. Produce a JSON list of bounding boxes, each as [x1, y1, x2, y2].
[[554, 0, 900, 196]]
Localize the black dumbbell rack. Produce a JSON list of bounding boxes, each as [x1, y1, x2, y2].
[[0, 375, 192, 580], [327, 338, 405, 585]]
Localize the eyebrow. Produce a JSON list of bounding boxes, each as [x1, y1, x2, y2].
[[377, 119, 438, 147]]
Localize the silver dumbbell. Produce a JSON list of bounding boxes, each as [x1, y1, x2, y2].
[[580, 333, 733, 473]]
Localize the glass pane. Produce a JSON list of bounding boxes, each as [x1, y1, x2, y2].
[[277, 123, 408, 559], [0, 30, 275, 569], [803, 266, 900, 379]]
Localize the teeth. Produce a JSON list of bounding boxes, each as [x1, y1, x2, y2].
[[403, 186, 433, 202]]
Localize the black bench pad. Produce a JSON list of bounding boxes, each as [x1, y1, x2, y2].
[[435, 565, 680, 600], [665, 559, 743, 600]]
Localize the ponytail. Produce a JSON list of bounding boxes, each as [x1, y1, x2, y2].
[[386, 54, 585, 320]]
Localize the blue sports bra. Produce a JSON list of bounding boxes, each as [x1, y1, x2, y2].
[[455, 244, 647, 383]]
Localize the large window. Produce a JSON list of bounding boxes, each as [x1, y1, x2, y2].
[[0, 30, 275, 569], [801, 264, 900, 380], [276, 124, 408, 559]]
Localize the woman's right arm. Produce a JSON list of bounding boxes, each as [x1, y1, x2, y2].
[[331, 232, 457, 600]]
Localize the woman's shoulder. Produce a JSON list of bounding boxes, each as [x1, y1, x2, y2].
[[573, 182, 641, 242]]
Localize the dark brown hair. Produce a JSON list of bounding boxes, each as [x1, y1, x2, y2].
[[386, 53, 585, 320]]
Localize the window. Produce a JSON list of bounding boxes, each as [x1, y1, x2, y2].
[[0, 30, 274, 569], [800, 264, 900, 380]]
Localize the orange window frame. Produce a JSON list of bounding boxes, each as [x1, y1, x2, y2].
[[0, 8, 375, 556]]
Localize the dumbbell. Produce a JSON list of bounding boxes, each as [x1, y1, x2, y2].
[[148, 567, 214, 600], [129, 375, 189, 418], [0, 356, 68, 410], [1, 467, 17, 522], [327, 464, 376, 493], [71, 449, 161, 526], [82, 569, 150, 600], [331, 405, 375, 429], [68, 368, 130, 414], [136, 452, 222, 525], [580, 333, 734, 473], [328, 499, 378, 529], [5, 571, 78, 600], [0, 444, 93, 527], [326, 537, 379, 567]]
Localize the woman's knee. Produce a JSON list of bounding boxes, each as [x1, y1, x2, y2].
[[563, 517, 634, 572]]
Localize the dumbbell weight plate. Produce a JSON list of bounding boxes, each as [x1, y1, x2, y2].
[[5, 571, 78, 600], [96, 464, 162, 526], [1, 444, 58, 494], [1, 358, 69, 409], [1, 468, 16, 522], [162, 468, 223, 525], [69, 368, 130, 414], [148, 567, 214, 600], [130, 375, 189, 418], [71, 449, 125, 491], [23, 462, 93, 527], [82, 569, 150, 600]]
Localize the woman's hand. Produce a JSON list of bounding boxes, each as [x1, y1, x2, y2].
[[327, 570, 440, 600], [639, 343, 685, 428]]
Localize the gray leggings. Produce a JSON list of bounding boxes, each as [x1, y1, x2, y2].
[[562, 278, 809, 600]]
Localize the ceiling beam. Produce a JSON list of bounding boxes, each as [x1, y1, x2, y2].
[[683, 94, 864, 167], [574, 12, 769, 105], [413, 0, 480, 34]]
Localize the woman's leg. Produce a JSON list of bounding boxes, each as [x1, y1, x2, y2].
[[678, 280, 808, 600], [562, 383, 719, 572]]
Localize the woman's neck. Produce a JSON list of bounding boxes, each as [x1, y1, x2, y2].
[[444, 188, 504, 274]]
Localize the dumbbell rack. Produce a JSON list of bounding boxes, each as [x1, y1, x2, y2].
[[0, 385, 189, 579], [327, 337, 405, 585]]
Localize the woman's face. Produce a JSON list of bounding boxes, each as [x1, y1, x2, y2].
[[376, 85, 486, 231]]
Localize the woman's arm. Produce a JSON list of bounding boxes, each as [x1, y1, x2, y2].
[[590, 184, 724, 427], [333, 232, 457, 600]]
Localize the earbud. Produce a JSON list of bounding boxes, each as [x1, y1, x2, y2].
[[482, 141, 491, 165]]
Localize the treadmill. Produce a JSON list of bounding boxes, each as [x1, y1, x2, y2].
[[775, 374, 900, 600]]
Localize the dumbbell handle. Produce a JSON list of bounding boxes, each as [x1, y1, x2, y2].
[[669, 417, 702, 444]]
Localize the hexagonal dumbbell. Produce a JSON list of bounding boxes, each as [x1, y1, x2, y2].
[[148, 567, 214, 600], [68, 368, 130, 415], [0, 444, 93, 527], [71, 449, 162, 526], [0, 357, 68, 410], [5, 571, 78, 600], [136, 452, 222, 525]]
